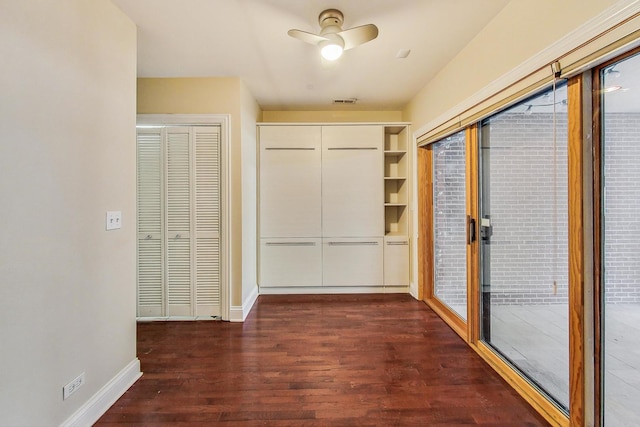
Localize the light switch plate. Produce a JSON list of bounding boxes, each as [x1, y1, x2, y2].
[[106, 211, 122, 230]]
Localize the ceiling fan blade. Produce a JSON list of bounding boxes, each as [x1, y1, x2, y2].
[[338, 24, 379, 50], [287, 29, 328, 46]]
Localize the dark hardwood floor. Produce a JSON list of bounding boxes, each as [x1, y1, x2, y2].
[[96, 294, 549, 426]]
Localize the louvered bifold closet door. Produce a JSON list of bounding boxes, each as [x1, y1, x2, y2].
[[194, 126, 221, 317], [137, 129, 164, 317], [166, 127, 192, 316]]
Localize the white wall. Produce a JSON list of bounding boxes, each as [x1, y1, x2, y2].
[[240, 82, 261, 312], [0, 1, 138, 425]]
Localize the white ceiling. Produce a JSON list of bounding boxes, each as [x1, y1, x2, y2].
[[111, 0, 511, 111]]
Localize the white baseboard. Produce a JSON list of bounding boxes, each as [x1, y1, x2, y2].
[[137, 316, 220, 322], [60, 358, 142, 427], [229, 284, 259, 322], [258, 286, 411, 295], [409, 282, 419, 300]]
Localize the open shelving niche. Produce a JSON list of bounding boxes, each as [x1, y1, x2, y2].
[[383, 125, 409, 237]]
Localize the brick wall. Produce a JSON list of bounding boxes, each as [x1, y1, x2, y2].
[[482, 112, 569, 305], [430, 111, 640, 306], [603, 113, 640, 303], [433, 131, 467, 310]]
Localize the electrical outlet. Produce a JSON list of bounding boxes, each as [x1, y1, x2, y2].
[[63, 373, 85, 400]]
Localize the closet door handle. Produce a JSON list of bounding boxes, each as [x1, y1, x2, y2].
[[264, 147, 316, 151], [327, 147, 378, 150], [327, 241, 379, 246], [265, 242, 316, 247], [467, 216, 476, 244]]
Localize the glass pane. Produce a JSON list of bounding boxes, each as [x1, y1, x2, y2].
[[479, 84, 569, 410], [601, 52, 640, 426], [432, 131, 467, 320]]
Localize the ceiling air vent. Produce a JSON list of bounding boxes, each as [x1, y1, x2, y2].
[[332, 98, 358, 105]]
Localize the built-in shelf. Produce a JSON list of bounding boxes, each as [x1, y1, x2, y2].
[[385, 204, 408, 235], [384, 155, 407, 178], [384, 231, 407, 238], [383, 125, 409, 237], [385, 150, 406, 157]]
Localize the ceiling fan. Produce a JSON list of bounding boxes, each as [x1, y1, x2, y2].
[[288, 9, 379, 61]]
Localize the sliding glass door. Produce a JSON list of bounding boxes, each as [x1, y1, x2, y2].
[[598, 51, 640, 426], [479, 84, 570, 410]]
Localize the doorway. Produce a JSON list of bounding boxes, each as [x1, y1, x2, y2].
[[136, 114, 230, 320]]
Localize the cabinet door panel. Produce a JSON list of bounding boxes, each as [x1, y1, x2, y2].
[[383, 236, 410, 286], [260, 238, 322, 287], [260, 126, 322, 237], [323, 237, 383, 286], [322, 126, 383, 237]]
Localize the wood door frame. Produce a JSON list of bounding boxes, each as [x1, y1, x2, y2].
[[466, 126, 480, 344], [417, 146, 431, 304], [137, 114, 231, 321], [417, 131, 471, 342], [567, 72, 594, 427]]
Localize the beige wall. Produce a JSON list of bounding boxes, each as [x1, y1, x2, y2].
[[403, 0, 620, 131], [137, 77, 242, 115], [137, 77, 261, 309], [241, 82, 262, 303], [262, 110, 402, 123], [0, 1, 137, 424]]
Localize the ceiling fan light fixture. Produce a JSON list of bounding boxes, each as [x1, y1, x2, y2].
[[320, 33, 344, 61], [321, 42, 343, 60], [288, 9, 377, 62]]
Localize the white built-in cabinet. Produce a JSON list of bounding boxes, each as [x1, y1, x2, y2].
[[136, 126, 221, 317], [258, 123, 410, 292]]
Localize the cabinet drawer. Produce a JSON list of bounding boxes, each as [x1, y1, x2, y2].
[[322, 237, 383, 286], [260, 238, 322, 287]]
